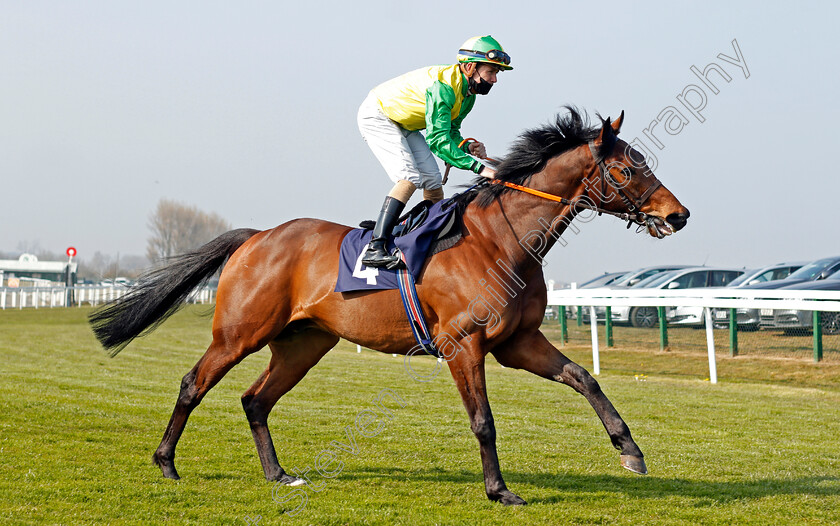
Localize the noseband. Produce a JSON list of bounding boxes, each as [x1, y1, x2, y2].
[[587, 142, 661, 228], [491, 140, 662, 230]]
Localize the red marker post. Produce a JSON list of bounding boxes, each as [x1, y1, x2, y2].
[[65, 247, 77, 306]]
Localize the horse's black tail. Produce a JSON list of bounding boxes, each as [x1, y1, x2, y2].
[[89, 228, 261, 356]]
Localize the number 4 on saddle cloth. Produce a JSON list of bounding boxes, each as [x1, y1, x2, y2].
[[336, 197, 463, 358], [335, 197, 462, 293]]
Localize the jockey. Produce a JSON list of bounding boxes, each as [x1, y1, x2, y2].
[[357, 35, 513, 268]]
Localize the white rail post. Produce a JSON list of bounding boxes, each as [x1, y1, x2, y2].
[[704, 307, 718, 384], [589, 305, 600, 375]]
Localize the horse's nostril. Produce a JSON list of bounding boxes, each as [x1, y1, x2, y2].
[[666, 212, 689, 231]]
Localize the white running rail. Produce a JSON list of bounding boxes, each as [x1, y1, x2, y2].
[[547, 288, 840, 384]]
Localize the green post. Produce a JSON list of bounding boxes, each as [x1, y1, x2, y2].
[[729, 308, 738, 357], [576, 306, 583, 327], [559, 306, 568, 346], [814, 311, 823, 363], [605, 306, 614, 347], [658, 306, 668, 351]]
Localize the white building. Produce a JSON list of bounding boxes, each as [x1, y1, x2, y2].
[[0, 254, 77, 287]]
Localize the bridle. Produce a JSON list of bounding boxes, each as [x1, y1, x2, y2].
[[490, 139, 662, 230], [588, 140, 662, 227]]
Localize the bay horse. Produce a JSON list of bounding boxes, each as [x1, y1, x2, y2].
[[90, 107, 689, 506]]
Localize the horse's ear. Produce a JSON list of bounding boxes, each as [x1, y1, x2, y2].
[[611, 110, 625, 135], [596, 115, 615, 144]]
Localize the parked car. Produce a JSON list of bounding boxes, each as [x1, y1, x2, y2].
[[712, 262, 806, 330], [570, 265, 690, 322], [608, 265, 691, 288], [743, 256, 840, 327], [578, 271, 629, 289], [744, 256, 840, 291], [100, 277, 134, 287], [661, 268, 746, 327], [726, 263, 806, 288], [567, 265, 690, 323], [611, 267, 745, 327], [767, 271, 840, 335]]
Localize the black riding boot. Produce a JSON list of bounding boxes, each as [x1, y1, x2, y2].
[[362, 196, 406, 269]]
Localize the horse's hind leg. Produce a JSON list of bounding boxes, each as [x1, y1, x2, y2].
[[492, 330, 647, 475], [152, 340, 257, 479], [241, 328, 339, 483]]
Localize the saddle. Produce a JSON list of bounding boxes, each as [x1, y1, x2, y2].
[[335, 196, 463, 293], [360, 200, 428, 236], [359, 199, 462, 252]]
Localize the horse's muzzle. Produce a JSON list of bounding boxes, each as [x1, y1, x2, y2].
[[666, 211, 690, 232]]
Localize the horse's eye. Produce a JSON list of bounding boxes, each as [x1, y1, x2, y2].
[[621, 167, 634, 179]]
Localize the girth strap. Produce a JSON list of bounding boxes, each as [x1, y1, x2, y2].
[[396, 254, 441, 358]]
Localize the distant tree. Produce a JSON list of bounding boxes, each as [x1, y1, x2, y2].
[[13, 240, 62, 261], [84, 251, 114, 281], [119, 255, 148, 278], [76, 252, 148, 282], [146, 199, 232, 263], [16, 240, 41, 255]]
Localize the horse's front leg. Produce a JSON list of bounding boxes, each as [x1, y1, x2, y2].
[[447, 349, 526, 506], [492, 330, 647, 475]]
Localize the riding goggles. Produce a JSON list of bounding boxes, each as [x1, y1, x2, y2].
[[459, 48, 511, 66]]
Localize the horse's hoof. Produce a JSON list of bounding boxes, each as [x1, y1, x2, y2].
[[490, 490, 527, 506], [272, 473, 305, 486], [620, 454, 648, 475], [153, 454, 181, 480]]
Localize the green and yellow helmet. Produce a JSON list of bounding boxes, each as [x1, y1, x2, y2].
[[457, 35, 513, 71]]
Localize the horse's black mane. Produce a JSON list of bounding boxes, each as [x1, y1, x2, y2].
[[451, 105, 605, 211]]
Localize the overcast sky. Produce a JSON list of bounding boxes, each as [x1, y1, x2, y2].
[[2, 1, 837, 283]]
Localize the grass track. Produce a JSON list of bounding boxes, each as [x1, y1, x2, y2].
[[1, 307, 839, 525]]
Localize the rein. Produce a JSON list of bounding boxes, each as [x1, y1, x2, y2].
[[446, 137, 662, 229], [492, 178, 642, 225], [491, 140, 661, 230]]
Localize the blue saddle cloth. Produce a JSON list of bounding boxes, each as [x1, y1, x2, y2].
[[335, 198, 460, 293]]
